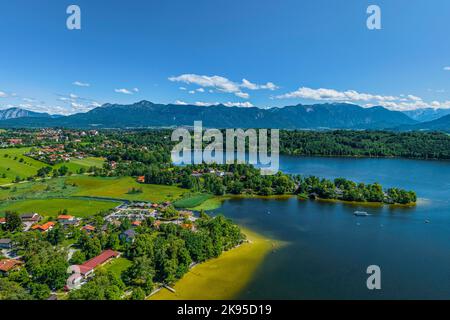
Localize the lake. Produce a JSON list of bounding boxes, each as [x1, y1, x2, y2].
[[213, 156, 450, 299]]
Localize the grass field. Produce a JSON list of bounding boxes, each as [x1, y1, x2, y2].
[[53, 157, 105, 173], [67, 176, 186, 202], [0, 148, 105, 185], [103, 257, 132, 278], [0, 198, 119, 218], [0, 148, 47, 184], [150, 228, 283, 300], [0, 178, 77, 201], [173, 193, 213, 208], [189, 196, 228, 211]]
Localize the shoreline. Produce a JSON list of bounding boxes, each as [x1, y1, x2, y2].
[[149, 227, 284, 300], [187, 193, 417, 212]]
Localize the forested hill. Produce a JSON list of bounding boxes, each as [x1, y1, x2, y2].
[[279, 131, 450, 159]]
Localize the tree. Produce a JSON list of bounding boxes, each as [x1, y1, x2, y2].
[[123, 256, 155, 294], [69, 250, 86, 265], [77, 233, 102, 259], [46, 225, 65, 245], [58, 165, 69, 176], [23, 240, 69, 290], [130, 287, 146, 300], [69, 269, 124, 300], [128, 234, 154, 259], [0, 278, 33, 300], [29, 283, 51, 300], [4, 211, 22, 232]]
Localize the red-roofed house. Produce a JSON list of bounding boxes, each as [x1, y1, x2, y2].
[[67, 250, 120, 288], [8, 138, 23, 145], [132, 221, 141, 227], [58, 215, 75, 221], [0, 217, 5, 225], [31, 221, 55, 232], [81, 225, 96, 232], [137, 176, 145, 183], [0, 259, 23, 275]]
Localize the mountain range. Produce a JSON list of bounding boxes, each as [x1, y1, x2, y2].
[[403, 108, 450, 122], [0, 101, 417, 130], [0, 101, 448, 131], [0, 107, 55, 121]]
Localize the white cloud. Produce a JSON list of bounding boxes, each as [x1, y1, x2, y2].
[[241, 79, 279, 91], [168, 74, 278, 99], [174, 100, 254, 108], [235, 92, 250, 99], [223, 101, 254, 108], [22, 98, 35, 102], [196, 88, 205, 93], [0, 91, 7, 98], [114, 88, 133, 95], [189, 90, 196, 94], [444, 66, 450, 71], [133, 88, 139, 92], [277, 87, 398, 102], [73, 81, 90, 87], [69, 93, 78, 99], [179, 87, 187, 91], [275, 86, 450, 111]]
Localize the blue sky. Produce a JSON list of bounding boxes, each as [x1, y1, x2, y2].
[[0, 0, 449, 114]]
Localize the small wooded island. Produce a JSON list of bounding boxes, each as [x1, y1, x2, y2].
[[142, 163, 417, 206]]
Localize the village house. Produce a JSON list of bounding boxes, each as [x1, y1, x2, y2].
[[67, 250, 120, 289], [58, 215, 80, 227], [131, 220, 142, 227], [81, 225, 96, 233], [120, 229, 136, 243], [0, 259, 23, 275], [7, 138, 23, 145], [0, 238, 13, 249], [0, 217, 6, 225], [31, 221, 55, 232], [20, 213, 42, 223], [136, 176, 145, 183]]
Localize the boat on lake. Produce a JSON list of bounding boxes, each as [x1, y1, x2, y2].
[[354, 211, 369, 216]]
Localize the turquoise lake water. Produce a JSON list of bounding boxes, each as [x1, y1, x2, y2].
[[214, 156, 450, 299]]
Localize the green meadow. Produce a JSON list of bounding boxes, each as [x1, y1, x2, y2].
[[67, 176, 186, 202], [0, 148, 47, 184], [173, 193, 213, 208], [103, 257, 133, 278], [0, 198, 120, 218], [53, 157, 105, 173], [0, 148, 105, 185]]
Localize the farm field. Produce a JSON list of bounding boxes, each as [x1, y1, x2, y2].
[[67, 176, 186, 202], [0, 198, 120, 218]]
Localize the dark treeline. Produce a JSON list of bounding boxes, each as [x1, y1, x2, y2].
[[280, 130, 450, 159]]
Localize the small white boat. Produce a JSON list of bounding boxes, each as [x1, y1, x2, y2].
[[354, 211, 369, 217]]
